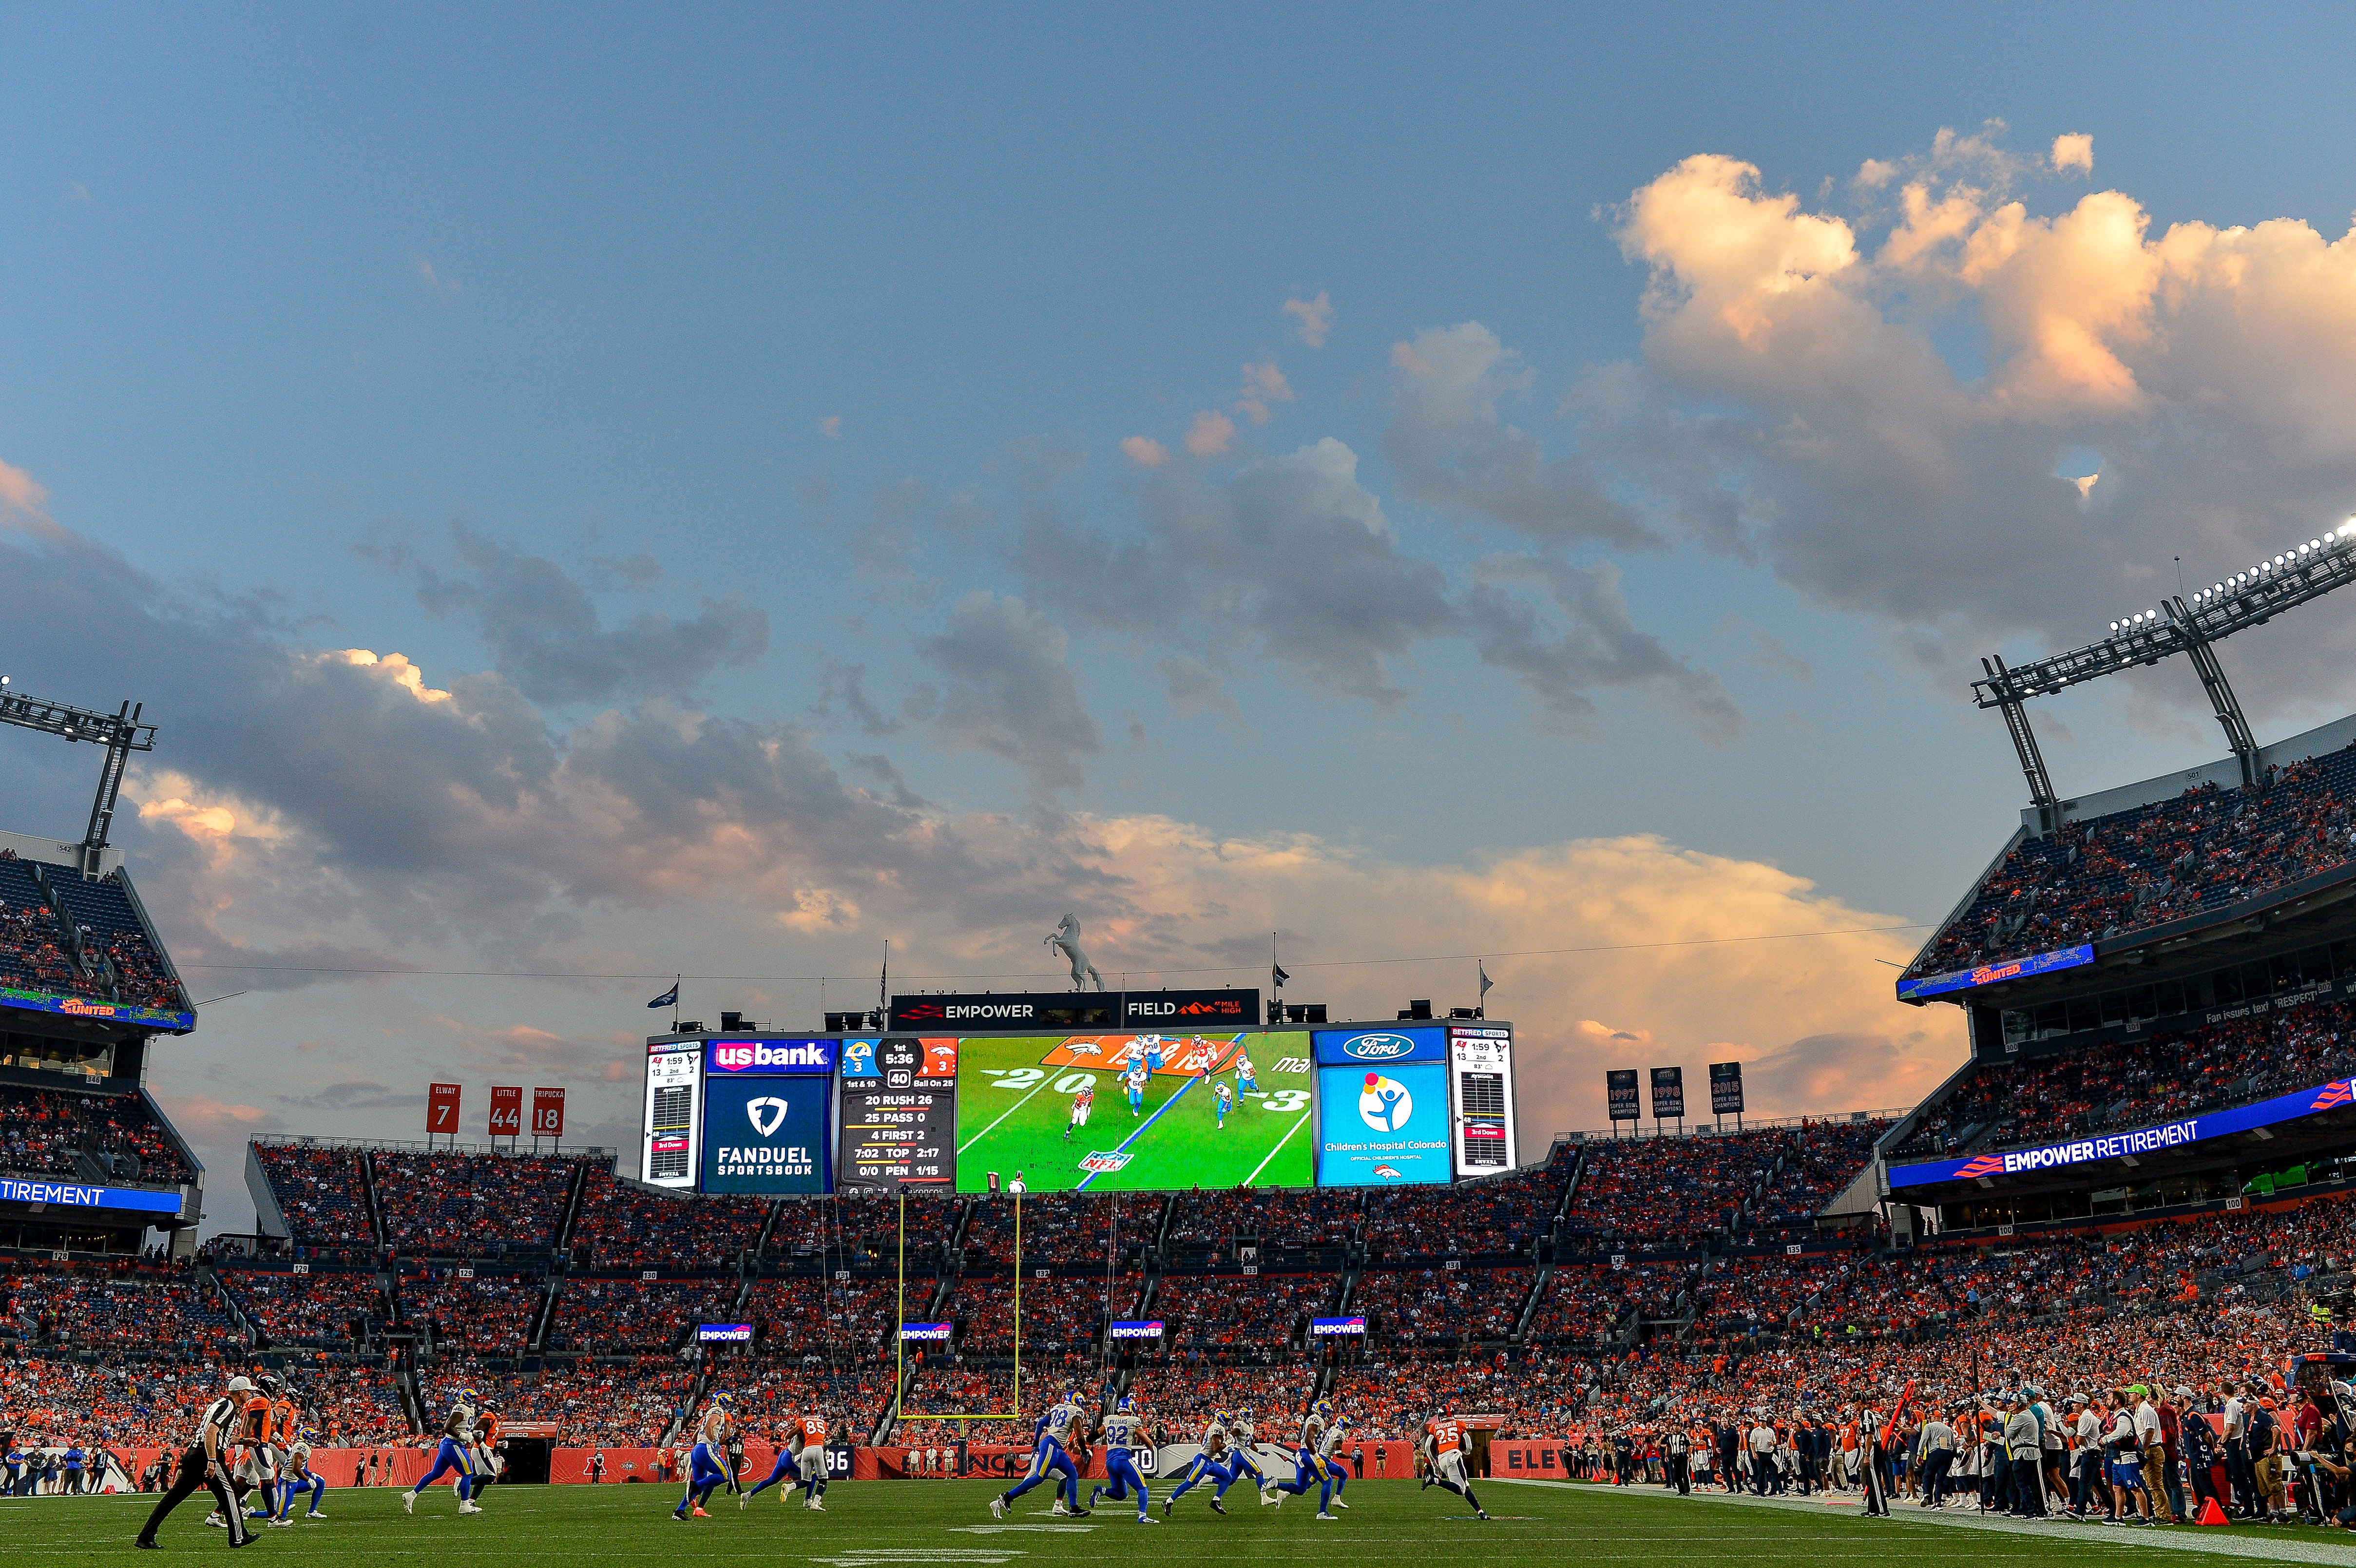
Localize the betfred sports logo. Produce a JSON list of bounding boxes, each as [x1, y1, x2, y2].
[[1079, 1150, 1132, 1173], [708, 1039, 835, 1073]]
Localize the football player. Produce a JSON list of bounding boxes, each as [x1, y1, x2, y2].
[[1065, 1082, 1094, 1144], [274, 1434, 327, 1522], [672, 1393, 735, 1520], [1162, 1409, 1236, 1515], [990, 1390, 1088, 1518], [404, 1386, 484, 1515], [1220, 1405, 1272, 1501], [1268, 1398, 1342, 1518], [1419, 1408, 1487, 1519], [1086, 1394, 1158, 1523]]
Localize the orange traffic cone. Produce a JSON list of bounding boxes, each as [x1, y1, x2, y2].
[[2195, 1497, 2231, 1527]]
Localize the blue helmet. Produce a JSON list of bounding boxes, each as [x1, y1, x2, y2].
[[713, 1391, 735, 1408], [1115, 1394, 1136, 1416], [1314, 1398, 1334, 1421], [1236, 1405, 1253, 1422], [458, 1387, 479, 1405]]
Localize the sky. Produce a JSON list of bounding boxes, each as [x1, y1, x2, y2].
[[9, 4, 2356, 1233]]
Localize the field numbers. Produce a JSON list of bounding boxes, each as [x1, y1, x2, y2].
[[1053, 1072, 1099, 1094], [1261, 1089, 1309, 1113]]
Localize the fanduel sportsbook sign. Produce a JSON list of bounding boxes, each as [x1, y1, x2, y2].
[[1888, 1074, 2356, 1189]]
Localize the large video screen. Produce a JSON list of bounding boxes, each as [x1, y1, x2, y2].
[[953, 1031, 1314, 1192], [699, 1038, 834, 1195], [1314, 1026, 1451, 1186]]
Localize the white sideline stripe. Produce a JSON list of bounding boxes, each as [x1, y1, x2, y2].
[[1244, 1111, 1313, 1186], [1492, 1477, 2356, 1565], [958, 1075, 1057, 1156]]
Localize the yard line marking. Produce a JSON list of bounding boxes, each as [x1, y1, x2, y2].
[[959, 1074, 1057, 1156], [1075, 1073, 1201, 1190], [1245, 1109, 1313, 1186]]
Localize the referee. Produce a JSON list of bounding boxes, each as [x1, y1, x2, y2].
[[1856, 1396, 1889, 1517], [138, 1374, 252, 1549]]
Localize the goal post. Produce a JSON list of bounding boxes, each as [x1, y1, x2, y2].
[[892, 1190, 1021, 1424]]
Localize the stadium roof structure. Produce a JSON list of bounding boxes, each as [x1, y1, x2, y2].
[[1975, 517, 2356, 825]]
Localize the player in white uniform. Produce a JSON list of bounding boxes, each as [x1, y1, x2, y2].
[[672, 1394, 735, 1520], [1316, 1406, 1351, 1509], [1163, 1409, 1238, 1514], [1268, 1399, 1342, 1517], [403, 1387, 484, 1515]]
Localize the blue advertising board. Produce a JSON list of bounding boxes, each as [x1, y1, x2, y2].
[[1887, 1074, 2356, 1189], [700, 1073, 831, 1194], [1316, 1061, 1450, 1186], [1897, 943, 2095, 1001], [1312, 1026, 1447, 1066], [899, 1321, 952, 1340], [1310, 1316, 1367, 1336], [0, 1178, 184, 1215]]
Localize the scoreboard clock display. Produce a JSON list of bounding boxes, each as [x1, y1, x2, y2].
[[836, 1036, 957, 1191]]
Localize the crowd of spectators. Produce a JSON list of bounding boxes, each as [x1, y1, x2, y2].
[[0, 860, 182, 1012], [3, 1257, 236, 1358], [719, 1361, 892, 1443], [219, 1266, 384, 1349], [0, 1084, 192, 1184], [1524, 1260, 1687, 1344], [1568, 1130, 1781, 1242], [1350, 1265, 1532, 1346], [1149, 1271, 1333, 1351], [1749, 1121, 1887, 1235], [767, 1192, 948, 1270], [1164, 1189, 1360, 1259], [1898, 1000, 2356, 1158], [543, 1276, 740, 1354], [743, 1276, 902, 1361], [251, 1143, 375, 1249], [1360, 1153, 1571, 1258], [945, 1275, 1128, 1355], [1909, 746, 2356, 980], [571, 1170, 768, 1271], [374, 1151, 577, 1253], [399, 1267, 545, 1354]]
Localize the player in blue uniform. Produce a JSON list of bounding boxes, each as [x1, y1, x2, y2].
[[1234, 1048, 1259, 1096], [1085, 1394, 1159, 1523], [1125, 1063, 1149, 1117], [1213, 1081, 1234, 1128], [1142, 1035, 1165, 1073], [274, 1437, 327, 1521], [672, 1394, 735, 1520], [1217, 1405, 1271, 1500], [403, 1387, 484, 1515], [1162, 1410, 1237, 1515], [990, 1392, 1088, 1518], [1267, 1399, 1342, 1518]]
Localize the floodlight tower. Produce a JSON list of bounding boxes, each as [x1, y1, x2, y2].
[[1972, 519, 2356, 822], [0, 675, 158, 875]]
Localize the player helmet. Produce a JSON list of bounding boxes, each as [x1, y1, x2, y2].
[[1314, 1398, 1334, 1421], [1236, 1405, 1252, 1422], [1213, 1408, 1232, 1427], [1115, 1394, 1136, 1415], [257, 1373, 282, 1395], [713, 1391, 735, 1408], [459, 1386, 480, 1404]]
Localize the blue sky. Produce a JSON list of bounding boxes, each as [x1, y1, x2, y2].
[[8, 4, 2356, 1227]]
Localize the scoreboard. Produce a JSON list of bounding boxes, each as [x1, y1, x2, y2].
[[836, 1036, 957, 1192], [639, 1020, 1517, 1196]]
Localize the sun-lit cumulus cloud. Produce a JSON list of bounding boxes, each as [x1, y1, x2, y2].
[[1236, 360, 1294, 425], [1283, 290, 1334, 347], [1185, 410, 1237, 457], [1119, 435, 1170, 467], [1608, 129, 2356, 721], [412, 255, 461, 296]]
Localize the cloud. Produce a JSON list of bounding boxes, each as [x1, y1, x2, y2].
[[1120, 436, 1171, 467], [1383, 324, 1652, 547], [919, 592, 1104, 798], [1185, 410, 1236, 457], [1605, 131, 2356, 720], [1237, 360, 1294, 425], [1467, 556, 1744, 743], [359, 521, 769, 704], [806, 654, 905, 737], [1158, 656, 1239, 722], [1283, 290, 1335, 348], [2051, 133, 2094, 174], [0, 457, 54, 522], [820, 415, 843, 439], [1018, 438, 1456, 709], [413, 255, 461, 296]]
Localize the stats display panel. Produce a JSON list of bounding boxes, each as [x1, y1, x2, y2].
[[1448, 1027, 1517, 1175], [953, 1031, 1314, 1193], [836, 1037, 956, 1192], [640, 1044, 703, 1190]]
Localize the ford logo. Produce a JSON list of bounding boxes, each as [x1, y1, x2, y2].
[[1344, 1033, 1414, 1060]]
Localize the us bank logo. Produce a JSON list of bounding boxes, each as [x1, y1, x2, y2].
[[1358, 1072, 1412, 1132], [746, 1096, 791, 1138], [1341, 1033, 1415, 1061]]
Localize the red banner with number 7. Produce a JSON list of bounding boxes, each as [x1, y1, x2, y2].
[[427, 1082, 461, 1135], [532, 1086, 566, 1139]]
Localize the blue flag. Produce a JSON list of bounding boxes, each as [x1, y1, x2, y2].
[[649, 983, 679, 1010]]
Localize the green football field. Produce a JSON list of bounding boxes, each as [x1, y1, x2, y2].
[[954, 1033, 1314, 1193], [20, 1475, 2330, 1566]]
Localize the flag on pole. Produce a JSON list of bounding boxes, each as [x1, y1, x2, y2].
[[1271, 961, 1289, 989], [648, 982, 679, 1010], [1478, 962, 1494, 999]]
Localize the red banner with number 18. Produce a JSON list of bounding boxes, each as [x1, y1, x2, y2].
[[427, 1082, 461, 1135], [489, 1085, 523, 1138], [532, 1086, 566, 1138]]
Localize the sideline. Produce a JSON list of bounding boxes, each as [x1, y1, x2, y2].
[[1492, 1477, 2356, 1565]]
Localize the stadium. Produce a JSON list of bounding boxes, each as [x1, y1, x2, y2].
[[13, 539, 2356, 1558]]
